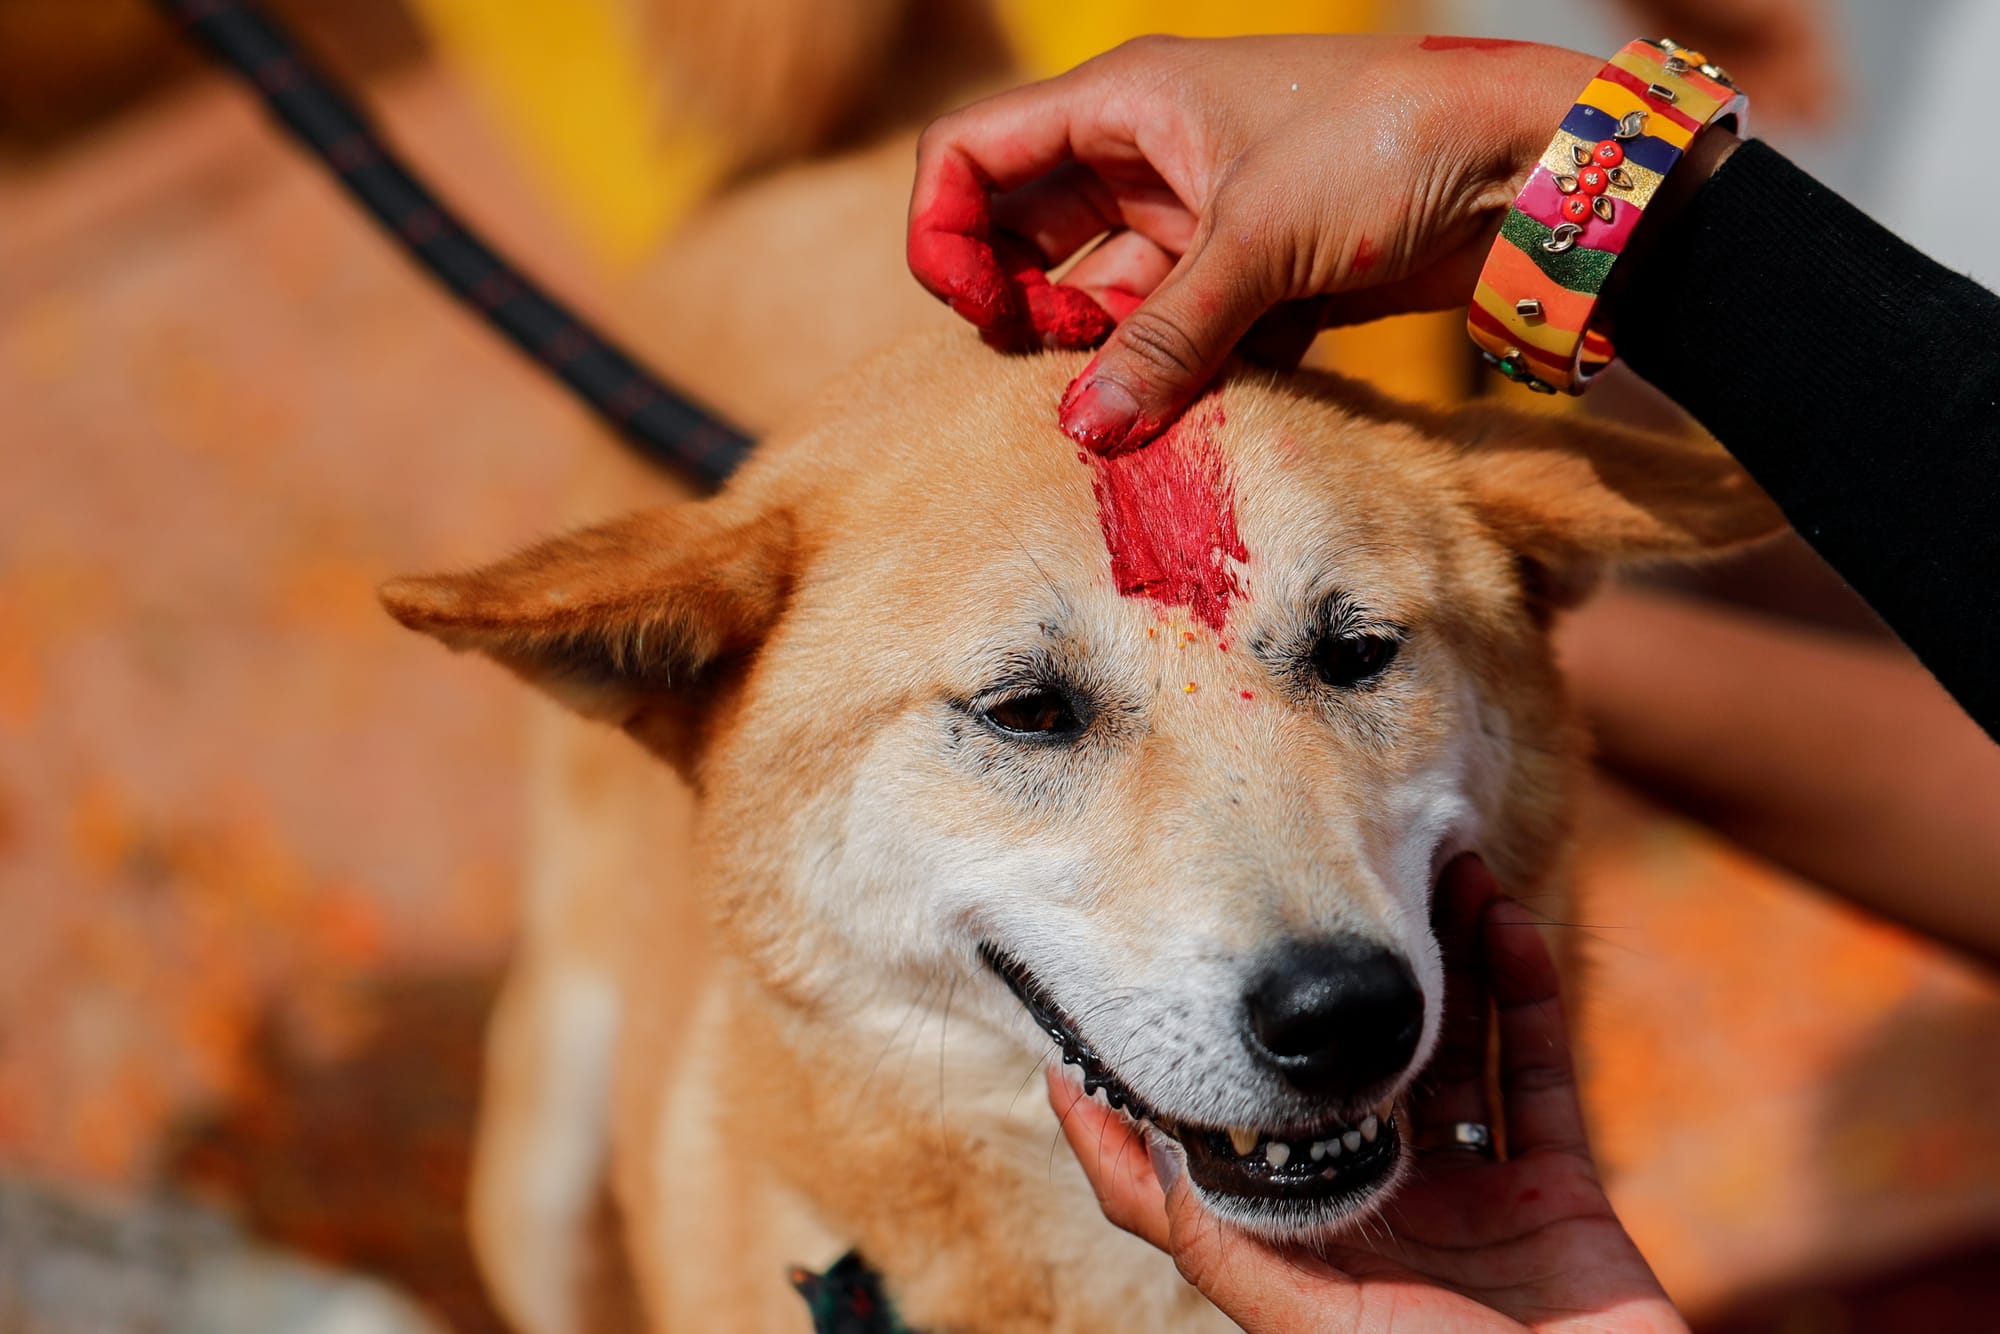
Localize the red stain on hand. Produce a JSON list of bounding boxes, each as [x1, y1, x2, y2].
[[1418, 35, 1528, 52], [1350, 235, 1381, 276], [1089, 403, 1249, 634], [1017, 269, 1116, 348], [909, 154, 1113, 350], [1096, 287, 1145, 321], [908, 155, 1015, 328]]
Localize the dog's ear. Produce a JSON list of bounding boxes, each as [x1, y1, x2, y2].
[[380, 502, 792, 767], [1444, 402, 1784, 612]]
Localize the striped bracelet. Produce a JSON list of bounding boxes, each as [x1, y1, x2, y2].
[[1468, 38, 1748, 394]]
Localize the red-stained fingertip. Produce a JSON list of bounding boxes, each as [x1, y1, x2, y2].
[[908, 153, 1018, 328], [1024, 281, 1115, 349], [1096, 287, 1145, 321], [1059, 377, 1140, 453], [909, 230, 1016, 327]]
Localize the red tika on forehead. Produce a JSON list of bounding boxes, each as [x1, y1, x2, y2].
[[1088, 403, 1249, 633]]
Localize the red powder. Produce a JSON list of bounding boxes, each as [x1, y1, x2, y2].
[[1014, 267, 1115, 348], [1240, 690, 1254, 700], [1088, 403, 1248, 634], [909, 154, 1113, 349], [1097, 287, 1145, 321], [907, 155, 1014, 328], [1418, 35, 1527, 52]]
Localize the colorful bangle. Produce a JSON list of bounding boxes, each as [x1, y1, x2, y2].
[[1467, 38, 1748, 394]]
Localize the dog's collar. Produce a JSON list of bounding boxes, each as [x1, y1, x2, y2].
[[790, 1251, 914, 1333]]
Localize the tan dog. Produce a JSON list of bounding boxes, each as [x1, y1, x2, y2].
[[385, 322, 1777, 1329]]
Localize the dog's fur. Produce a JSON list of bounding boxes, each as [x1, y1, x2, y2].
[[388, 320, 1777, 1330]]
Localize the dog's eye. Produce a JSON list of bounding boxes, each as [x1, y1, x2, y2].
[[983, 689, 1082, 737], [1310, 632, 1400, 689]]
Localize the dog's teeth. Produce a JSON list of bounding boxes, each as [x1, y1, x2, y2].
[[1308, 1140, 1328, 1161], [1324, 1138, 1342, 1158], [1228, 1126, 1258, 1156], [1342, 1130, 1362, 1152], [1361, 1115, 1379, 1143], [1264, 1141, 1291, 1167]]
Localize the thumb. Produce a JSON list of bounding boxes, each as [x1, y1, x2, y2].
[[1058, 234, 1274, 454], [1155, 1166, 1366, 1333]]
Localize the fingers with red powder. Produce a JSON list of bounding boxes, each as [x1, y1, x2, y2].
[[1057, 217, 1288, 453], [911, 35, 1613, 452], [906, 151, 1015, 329], [909, 95, 1123, 352]]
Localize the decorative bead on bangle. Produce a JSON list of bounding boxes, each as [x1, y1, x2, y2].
[[1467, 38, 1748, 394]]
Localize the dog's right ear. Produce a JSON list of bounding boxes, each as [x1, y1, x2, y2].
[[380, 502, 793, 766]]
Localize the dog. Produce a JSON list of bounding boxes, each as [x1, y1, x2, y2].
[[385, 313, 1778, 1328]]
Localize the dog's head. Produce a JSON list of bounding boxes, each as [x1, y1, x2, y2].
[[384, 332, 1776, 1235]]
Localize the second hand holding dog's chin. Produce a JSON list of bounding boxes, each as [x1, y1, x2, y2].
[[1050, 857, 1690, 1334]]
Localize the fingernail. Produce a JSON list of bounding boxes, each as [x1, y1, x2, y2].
[[1059, 376, 1140, 454], [1148, 1134, 1184, 1192]]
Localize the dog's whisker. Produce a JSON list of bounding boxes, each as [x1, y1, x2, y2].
[[1006, 1055, 1048, 1119], [851, 975, 940, 1112]]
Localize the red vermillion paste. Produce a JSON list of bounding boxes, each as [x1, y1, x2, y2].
[[907, 155, 1014, 327], [1088, 402, 1248, 634], [909, 154, 1113, 348]]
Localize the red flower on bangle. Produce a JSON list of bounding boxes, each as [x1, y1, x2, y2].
[[1555, 140, 1635, 227]]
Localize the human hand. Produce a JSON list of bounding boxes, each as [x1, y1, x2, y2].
[[908, 35, 1599, 453], [1049, 854, 1686, 1333]]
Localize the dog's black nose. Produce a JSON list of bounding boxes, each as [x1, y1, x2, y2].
[[1245, 939, 1423, 1097]]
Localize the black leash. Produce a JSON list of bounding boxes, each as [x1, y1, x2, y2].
[[150, 0, 752, 488]]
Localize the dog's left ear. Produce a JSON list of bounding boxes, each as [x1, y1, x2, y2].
[[380, 501, 793, 768], [1444, 402, 1785, 610]]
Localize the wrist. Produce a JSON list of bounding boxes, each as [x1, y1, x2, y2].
[[1462, 36, 1748, 393], [1477, 47, 1607, 211]]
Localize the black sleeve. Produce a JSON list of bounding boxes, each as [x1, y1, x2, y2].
[[1614, 138, 2000, 740]]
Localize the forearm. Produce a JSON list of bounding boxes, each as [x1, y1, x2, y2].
[[1560, 588, 2000, 967], [1609, 140, 2000, 739]]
